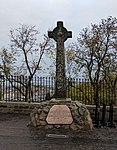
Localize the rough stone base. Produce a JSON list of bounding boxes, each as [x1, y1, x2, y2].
[[27, 99, 93, 131]]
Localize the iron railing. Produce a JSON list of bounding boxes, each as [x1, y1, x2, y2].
[[0, 75, 117, 105]]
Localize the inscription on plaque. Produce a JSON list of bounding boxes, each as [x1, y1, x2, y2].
[[46, 105, 73, 124]]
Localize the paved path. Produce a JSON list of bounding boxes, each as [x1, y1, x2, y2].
[[0, 114, 117, 150]]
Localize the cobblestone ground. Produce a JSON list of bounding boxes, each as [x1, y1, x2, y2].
[[0, 113, 117, 150]]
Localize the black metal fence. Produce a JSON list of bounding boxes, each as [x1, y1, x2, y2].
[[0, 75, 117, 105]]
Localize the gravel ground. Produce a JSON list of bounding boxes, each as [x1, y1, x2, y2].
[[0, 113, 117, 150]]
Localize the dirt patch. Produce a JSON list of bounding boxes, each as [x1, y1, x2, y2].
[[0, 113, 117, 150]]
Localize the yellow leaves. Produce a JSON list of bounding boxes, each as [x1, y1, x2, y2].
[[67, 79, 117, 105]]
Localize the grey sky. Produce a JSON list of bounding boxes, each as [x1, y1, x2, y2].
[[0, 0, 117, 48]]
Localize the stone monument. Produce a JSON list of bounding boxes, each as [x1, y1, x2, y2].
[[48, 21, 72, 98], [28, 22, 93, 131]]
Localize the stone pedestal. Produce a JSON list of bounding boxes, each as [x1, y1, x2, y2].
[[28, 99, 93, 131]]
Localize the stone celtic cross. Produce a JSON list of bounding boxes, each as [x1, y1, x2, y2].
[[48, 21, 72, 98]]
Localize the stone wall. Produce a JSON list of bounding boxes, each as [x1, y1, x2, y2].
[[0, 101, 37, 114], [0, 101, 117, 121]]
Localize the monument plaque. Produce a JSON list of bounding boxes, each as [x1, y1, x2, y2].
[[48, 21, 72, 98], [46, 105, 73, 124]]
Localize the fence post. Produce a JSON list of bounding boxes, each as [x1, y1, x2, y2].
[[102, 103, 106, 126], [109, 102, 113, 127]]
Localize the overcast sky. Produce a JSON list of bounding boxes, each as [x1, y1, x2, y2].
[[0, 0, 117, 48]]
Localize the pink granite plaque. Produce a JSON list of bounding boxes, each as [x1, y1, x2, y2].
[[46, 105, 73, 124]]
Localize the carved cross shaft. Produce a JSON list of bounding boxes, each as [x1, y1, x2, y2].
[[48, 21, 72, 99]]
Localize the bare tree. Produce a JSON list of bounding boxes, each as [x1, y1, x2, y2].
[[0, 25, 51, 102], [74, 16, 117, 122]]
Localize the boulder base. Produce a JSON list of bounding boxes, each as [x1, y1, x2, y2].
[[28, 99, 93, 131]]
